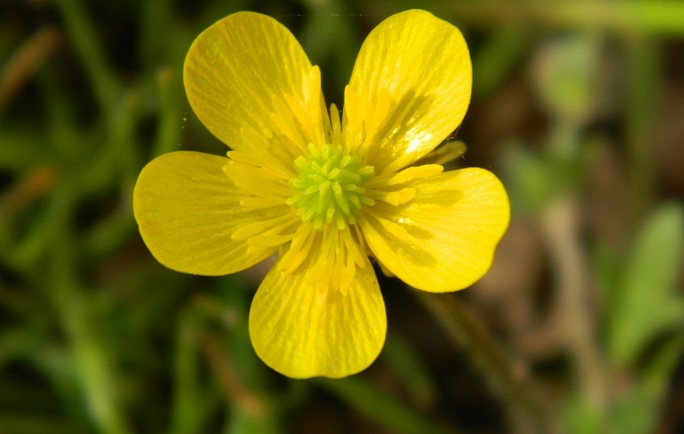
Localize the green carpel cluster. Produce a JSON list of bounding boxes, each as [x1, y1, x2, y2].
[[288, 144, 374, 229]]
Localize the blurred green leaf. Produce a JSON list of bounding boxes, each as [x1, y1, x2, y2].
[[625, 38, 659, 226], [316, 376, 456, 434], [606, 385, 659, 434], [473, 24, 529, 97], [502, 142, 556, 215], [0, 128, 52, 172], [531, 33, 601, 125], [564, 391, 602, 434], [642, 334, 684, 396], [381, 334, 437, 410], [169, 308, 220, 434], [54, 0, 122, 117], [0, 415, 76, 434], [609, 202, 684, 367], [226, 409, 279, 434], [299, 1, 358, 100]]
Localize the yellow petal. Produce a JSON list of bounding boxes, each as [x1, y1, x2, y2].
[[361, 168, 509, 292], [249, 230, 386, 378], [184, 12, 327, 159], [343, 10, 472, 172], [134, 151, 290, 275]]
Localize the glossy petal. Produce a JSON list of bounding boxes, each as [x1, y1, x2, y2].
[[134, 151, 289, 275], [362, 168, 509, 292], [249, 230, 386, 378], [343, 10, 472, 172], [184, 12, 327, 159]]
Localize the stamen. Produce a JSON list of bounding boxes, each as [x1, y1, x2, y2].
[[240, 197, 285, 209], [279, 223, 316, 273], [373, 188, 416, 206], [414, 141, 467, 166], [379, 164, 444, 186], [329, 104, 342, 146], [223, 161, 292, 198], [231, 214, 295, 241]]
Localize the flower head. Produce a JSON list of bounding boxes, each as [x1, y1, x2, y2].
[[134, 10, 510, 378]]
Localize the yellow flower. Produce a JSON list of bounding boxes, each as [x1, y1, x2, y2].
[[133, 10, 509, 378]]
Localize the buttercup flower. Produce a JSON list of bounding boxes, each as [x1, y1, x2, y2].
[[134, 10, 510, 378]]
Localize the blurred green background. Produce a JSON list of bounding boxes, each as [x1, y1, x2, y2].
[[1, 0, 684, 433]]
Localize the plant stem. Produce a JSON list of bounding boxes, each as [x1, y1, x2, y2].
[[541, 196, 608, 413], [439, 1, 684, 36], [49, 183, 133, 434], [416, 292, 552, 434], [54, 0, 121, 117]]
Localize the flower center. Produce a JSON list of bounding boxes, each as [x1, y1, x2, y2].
[[287, 144, 374, 230]]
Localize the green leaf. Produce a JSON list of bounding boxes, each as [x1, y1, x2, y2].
[[473, 24, 529, 97], [642, 333, 684, 397], [380, 335, 438, 410], [531, 34, 602, 125], [502, 141, 556, 215], [563, 391, 602, 434], [606, 386, 659, 434], [315, 377, 455, 434], [609, 202, 684, 367]]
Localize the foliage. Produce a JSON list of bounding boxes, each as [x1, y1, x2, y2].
[[1, 0, 683, 433]]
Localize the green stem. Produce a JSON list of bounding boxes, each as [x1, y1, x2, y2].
[[625, 36, 658, 229], [416, 292, 550, 434], [541, 196, 608, 416], [137, 0, 173, 71], [446, 1, 684, 35], [54, 0, 121, 117], [169, 309, 208, 434], [48, 182, 133, 434], [380, 0, 684, 36], [0, 26, 61, 114], [152, 68, 183, 157], [316, 376, 456, 434]]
